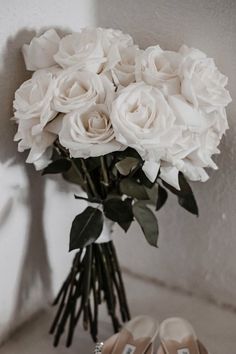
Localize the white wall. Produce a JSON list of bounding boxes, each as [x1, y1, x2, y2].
[[96, 0, 236, 307], [0, 0, 95, 343], [0, 0, 236, 344]]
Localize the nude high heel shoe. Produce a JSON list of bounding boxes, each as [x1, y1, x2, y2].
[[157, 317, 210, 354], [94, 315, 159, 354]]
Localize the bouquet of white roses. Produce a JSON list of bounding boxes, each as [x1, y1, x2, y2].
[[13, 27, 231, 347]]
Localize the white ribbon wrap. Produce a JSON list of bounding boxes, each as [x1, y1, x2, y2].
[[95, 217, 114, 244]]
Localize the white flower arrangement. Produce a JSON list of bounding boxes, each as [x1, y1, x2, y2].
[[14, 27, 231, 190], [12, 27, 231, 346]]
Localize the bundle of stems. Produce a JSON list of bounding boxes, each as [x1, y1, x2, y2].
[[50, 141, 130, 346], [50, 241, 130, 347]]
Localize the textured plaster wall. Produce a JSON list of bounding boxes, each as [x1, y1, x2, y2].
[[96, 0, 236, 307], [0, 0, 236, 344]]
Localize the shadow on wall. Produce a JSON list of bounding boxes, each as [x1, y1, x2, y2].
[[0, 29, 52, 328]]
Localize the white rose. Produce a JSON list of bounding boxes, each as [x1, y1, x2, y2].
[[53, 70, 115, 113], [14, 117, 57, 170], [110, 46, 139, 87], [22, 29, 60, 71], [101, 28, 134, 72], [13, 72, 56, 133], [54, 28, 106, 73], [59, 104, 122, 158], [179, 45, 232, 111], [32, 65, 63, 78], [101, 28, 133, 52], [136, 46, 182, 96], [110, 82, 181, 181], [159, 95, 229, 188]]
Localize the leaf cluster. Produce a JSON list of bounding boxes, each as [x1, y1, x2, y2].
[[43, 143, 198, 250]]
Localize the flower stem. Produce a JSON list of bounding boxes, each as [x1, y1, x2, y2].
[[80, 159, 99, 198], [50, 241, 130, 347], [100, 156, 109, 187]]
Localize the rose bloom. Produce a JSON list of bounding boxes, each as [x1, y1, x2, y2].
[[101, 28, 134, 72], [101, 28, 133, 53], [110, 82, 181, 182], [108, 45, 139, 87], [32, 65, 63, 79], [53, 70, 115, 113], [13, 71, 57, 134], [160, 94, 230, 188], [14, 116, 59, 170], [136, 45, 182, 96], [22, 29, 60, 71], [179, 45, 232, 112], [54, 28, 105, 73], [54, 27, 134, 74], [59, 104, 122, 158], [133, 45, 231, 188]]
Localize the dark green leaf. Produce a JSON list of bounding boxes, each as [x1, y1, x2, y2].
[[103, 198, 133, 227], [119, 220, 132, 232], [162, 173, 198, 216], [133, 202, 159, 247], [42, 159, 71, 175], [156, 185, 168, 211], [114, 147, 143, 161], [69, 207, 103, 250], [145, 184, 168, 211], [145, 185, 158, 206], [178, 174, 198, 216], [118, 198, 133, 232], [134, 169, 157, 188], [120, 178, 149, 200], [62, 165, 84, 187]]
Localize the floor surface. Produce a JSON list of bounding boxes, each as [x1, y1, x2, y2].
[[1, 272, 236, 353]]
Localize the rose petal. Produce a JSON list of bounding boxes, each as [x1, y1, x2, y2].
[[160, 166, 180, 190], [142, 160, 160, 182], [22, 29, 60, 71]]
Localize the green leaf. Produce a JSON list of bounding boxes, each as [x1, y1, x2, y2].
[[133, 202, 159, 247], [42, 159, 71, 175], [103, 198, 133, 227], [145, 185, 158, 206], [119, 220, 132, 232], [120, 178, 149, 200], [135, 169, 156, 188], [145, 184, 168, 211], [115, 147, 143, 161], [69, 207, 103, 251], [116, 157, 139, 176], [118, 198, 133, 232], [156, 185, 168, 211], [62, 165, 84, 187], [163, 173, 198, 216], [178, 174, 198, 216]]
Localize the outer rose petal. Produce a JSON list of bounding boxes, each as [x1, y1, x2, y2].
[[30, 147, 53, 170], [160, 166, 180, 190], [142, 160, 160, 183], [22, 29, 60, 71]]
